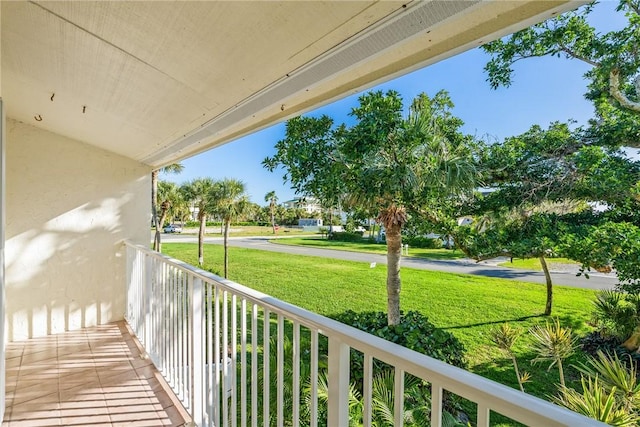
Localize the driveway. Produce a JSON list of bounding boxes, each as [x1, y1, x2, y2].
[[159, 233, 618, 290]]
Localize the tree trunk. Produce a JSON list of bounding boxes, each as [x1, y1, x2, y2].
[[385, 222, 403, 325], [539, 255, 553, 316], [329, 210, 334, 233], [151, 170, 161, 251], [198, 213, 206, 266], [271, 206, 276, 234], [224, 218, 231, 278], [156, 208, 168, 253]]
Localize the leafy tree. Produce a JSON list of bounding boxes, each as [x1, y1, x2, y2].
[[212, 179, 249, 278], [454, 122, 640, 314], [483, 0, 640, 147], [180, 178, 216, 266], [152, 163, 184, 251], [264, 191, 279, 233], [264, 90, 478, 325]]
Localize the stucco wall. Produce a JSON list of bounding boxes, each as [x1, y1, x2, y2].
[[5, 118, 150, 341]]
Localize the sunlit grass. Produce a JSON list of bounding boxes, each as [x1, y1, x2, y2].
[[163, 243, 598, 403], [499, 257, 579, 271], [270, 236, 466, 260]]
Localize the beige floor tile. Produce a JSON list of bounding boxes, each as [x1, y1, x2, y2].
[[4, 322, 191, 426]]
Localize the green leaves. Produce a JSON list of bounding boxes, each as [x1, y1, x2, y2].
[[482, 0, 640, 144]]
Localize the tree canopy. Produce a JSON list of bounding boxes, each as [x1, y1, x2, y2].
[[470, 0, 640, 300], [264, 90, 479, 325], [483, 0, 640, 148]]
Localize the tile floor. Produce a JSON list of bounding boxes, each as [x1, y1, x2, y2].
[[3, 321, 192, 426]]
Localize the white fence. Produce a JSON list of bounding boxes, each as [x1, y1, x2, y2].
[[124, 242, 605, 427]]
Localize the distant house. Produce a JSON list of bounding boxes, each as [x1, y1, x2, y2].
[[282, 197, 322, 214]]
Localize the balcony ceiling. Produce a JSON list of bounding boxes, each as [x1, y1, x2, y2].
[[2, 1, 579, 168]]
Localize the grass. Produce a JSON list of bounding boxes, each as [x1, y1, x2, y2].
[[498, 257, 579, 271], [270, 236, 466, 260], [162, 242, 598, 406]]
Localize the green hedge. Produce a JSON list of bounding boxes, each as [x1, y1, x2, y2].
[[328, 231, 364, 242]]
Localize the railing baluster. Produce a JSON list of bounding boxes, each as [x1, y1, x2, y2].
[[477, 404, 490, 427], [214, 286, 221, 427], [223, 291, 229, 427], [292, 322, 300, 427], [231, 294, 238, 427], [251, 303, 258, 427], [263, 308, 270, 425], [310, 329, 318, 427], [241, 298, 248, 427], [192, 277, 204, 425], [277, 315, 284, 427], [363, 354, 373, 427], [327, 336, 349, 427], [207, 282, 214, 424], [431, 382, 443, 427], [394, 368, 404, 427]]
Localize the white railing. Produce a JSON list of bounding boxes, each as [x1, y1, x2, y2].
[[124, 242, 605, 427]]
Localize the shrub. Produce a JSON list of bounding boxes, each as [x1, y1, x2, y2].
[[328, 231, 364, 242], [404, 236, 443, 249], [331, 311, 466, 379], [581, 332, 640, 371], [592, 290, 640, 343]]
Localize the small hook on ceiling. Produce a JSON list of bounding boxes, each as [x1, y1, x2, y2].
[[34, 115, 43, 121], [50, 93, 55, 102]]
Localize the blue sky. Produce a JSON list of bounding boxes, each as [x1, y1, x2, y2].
[[162, 2, 627, 204]]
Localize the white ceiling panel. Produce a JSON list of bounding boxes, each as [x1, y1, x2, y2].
[[2, 1, 582, 168]]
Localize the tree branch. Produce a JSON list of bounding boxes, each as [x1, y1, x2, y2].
[[557, 43, 600, 67], [609, 68, 640, 113]]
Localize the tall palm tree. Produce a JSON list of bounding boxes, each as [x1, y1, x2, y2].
[[180, 178, 216, 266], [212, 179, 249, 278], [155, 181, 182, 252], [264, 190, 278, 233], [152, 163, 184, 251]]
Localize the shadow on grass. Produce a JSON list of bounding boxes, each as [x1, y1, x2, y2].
[[440, 314, 546, 330]]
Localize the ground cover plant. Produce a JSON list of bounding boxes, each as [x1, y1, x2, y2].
[[271, 237, 466, 261], [163, 242, 597, 404]]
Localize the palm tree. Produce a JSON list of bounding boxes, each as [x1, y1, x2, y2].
[[348, 92, 477, 325], [155, 181, 182, 252], [180, 178, 216, 266], [264, 190, 278, 233], [152, 163, 184, 251], [211, 178, 249, 278]]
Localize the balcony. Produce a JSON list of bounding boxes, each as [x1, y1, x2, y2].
[[118, 242, 605, 427]]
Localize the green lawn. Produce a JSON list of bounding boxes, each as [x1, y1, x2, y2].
[[498, 257, 579, 271], [163, 242, 597, 405], [270, 236, 466, 260]]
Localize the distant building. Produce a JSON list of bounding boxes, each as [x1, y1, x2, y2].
[[282, 197, 322, 214], [298, 218, 323, 227]]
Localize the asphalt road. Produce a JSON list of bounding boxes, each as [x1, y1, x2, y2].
[[160, 233, 618, 290]]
